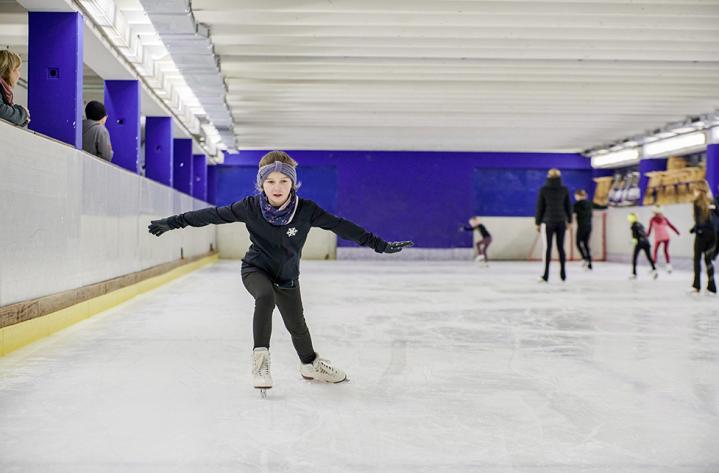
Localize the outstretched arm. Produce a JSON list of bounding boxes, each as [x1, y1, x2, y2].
[[309, 202, 413, 253], [665, 218, 680, 235], [148, 199, 249, 237], [646, 219, 654, 237]]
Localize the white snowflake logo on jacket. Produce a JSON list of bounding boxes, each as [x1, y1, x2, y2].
[[287, 227, 298, 237]]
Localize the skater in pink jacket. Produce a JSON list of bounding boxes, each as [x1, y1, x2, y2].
[[647, 206, 680, 273]]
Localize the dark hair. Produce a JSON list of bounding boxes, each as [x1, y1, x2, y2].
[[85, 101, 106, 121], [575, 189, 587, 198], [259, 150, 297, 168]]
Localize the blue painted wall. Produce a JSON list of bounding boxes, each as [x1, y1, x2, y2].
[[28, 12, 83, 148], [214, 150, 591, 248]]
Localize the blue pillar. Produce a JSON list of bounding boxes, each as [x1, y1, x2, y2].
[[27, 12, 83, 147], [145, 117, 173, 186], [639, 158, 667, 205], [173, 138, 193, 195], [104, 80, 140, 173], [207, 165, 217, 205], [193, 154, 207, 201], [706, 144, 719, 196]]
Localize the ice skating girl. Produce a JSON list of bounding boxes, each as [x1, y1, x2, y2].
[[572, 189, 593, 270], [461, 216, 492, 264], [689, 181, 716, 294], [646, 205, 680, 273], [627, 213, 657, 279], [148, 151, 414, 391]]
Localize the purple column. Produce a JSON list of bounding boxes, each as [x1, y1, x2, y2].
[[104, 80, 140, 173], [193, 154, 207, 201], [173, 138, 193, 195], [207, 165, 217, 205], [639, 159, 667, 205], [27, 12, 83, 147], [145, 117, 173, 186], [706, 144, 719, 196]]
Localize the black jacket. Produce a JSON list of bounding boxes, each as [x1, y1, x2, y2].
[[462, 224, 491, 238], [573, 200, 593, 228], [535, 177, 572, 226], [691, 202, 716, 235], [631, 222, 649, 244], [167, 195, 388, 283]]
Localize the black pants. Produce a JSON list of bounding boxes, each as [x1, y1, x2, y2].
[[242, 271, 316, 364], [632, 241, 655, 275], [543, 222, 567, 281], [693, 232, 717, 292], [576, 225, 592, 266]]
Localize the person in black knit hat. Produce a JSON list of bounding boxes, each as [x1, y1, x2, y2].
[[148, 150, 413, 396], [82, 100, 113, 162]]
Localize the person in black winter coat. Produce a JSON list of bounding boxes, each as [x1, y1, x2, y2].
[[148, 151, 413, 393], [535, 169, 572, 282]]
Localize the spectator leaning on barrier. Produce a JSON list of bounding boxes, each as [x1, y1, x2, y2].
[[0, 50, 30, 127], [82, 101, 114, 162]]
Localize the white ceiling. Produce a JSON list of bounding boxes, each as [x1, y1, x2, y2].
[[190, 0, 719, 152]]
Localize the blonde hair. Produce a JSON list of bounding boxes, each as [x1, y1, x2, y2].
[[575, 189, 587, 198], [259, 150, 297, 168], [0, 50, 21, 83], [694, 180, 713, 223], [548, 168, 561, 178]]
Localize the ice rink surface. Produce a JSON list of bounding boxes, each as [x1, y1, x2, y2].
[[1, 260, 718, 473]]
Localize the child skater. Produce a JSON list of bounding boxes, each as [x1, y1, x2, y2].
[[572, 189, 593, 270], [148, 151, 414, 393], [689, 181, 716, 294], [461, 216, 492, 265], [647, 205, 680, 273], [627, 212, 658, 280]]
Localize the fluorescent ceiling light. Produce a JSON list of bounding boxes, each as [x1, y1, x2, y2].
[[710, 127, 719, 144], [644, 132, 707, 157], [591, 148, 640, 168]]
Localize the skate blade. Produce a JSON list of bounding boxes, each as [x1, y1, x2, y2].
[[256, 387, 271, 399]]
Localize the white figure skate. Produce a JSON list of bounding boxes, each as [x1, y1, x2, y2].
[[666, 264, 673, 274], [300, 354, 348, 383], [252, 347, 272, 398]]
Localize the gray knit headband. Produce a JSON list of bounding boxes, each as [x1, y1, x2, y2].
[[256, 161, 297, 191]]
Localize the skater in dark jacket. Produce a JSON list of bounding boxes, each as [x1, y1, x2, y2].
[[627, 213, 657, 279], [148, 151, 413, 392], [689, 181, 716, 294], [535, 169, 572, 282], [461, 216, 492, 264], [573, 189, 593, 270]]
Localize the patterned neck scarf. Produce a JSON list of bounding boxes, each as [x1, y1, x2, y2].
[[259, 191, 298, 226], [0, 77, 14, 105]]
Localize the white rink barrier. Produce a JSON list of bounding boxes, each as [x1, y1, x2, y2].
[[0, 121, 215, 307]]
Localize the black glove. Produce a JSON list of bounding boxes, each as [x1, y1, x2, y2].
[[383, 241, 414, 254], [148, 219, 172, 237]]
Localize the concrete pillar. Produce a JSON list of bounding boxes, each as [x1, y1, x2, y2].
[[145, 117, 173, 186], [104, 80, 140, 173]]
